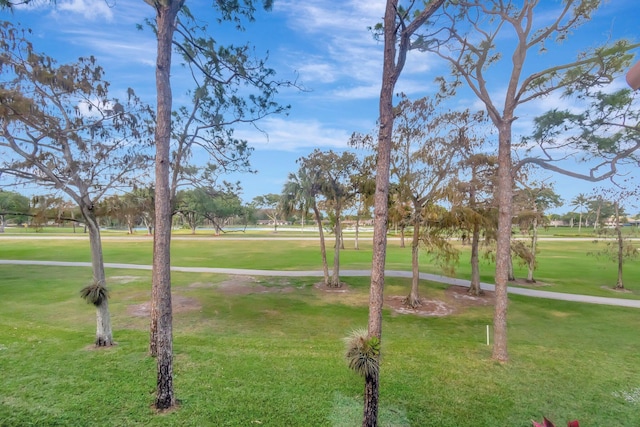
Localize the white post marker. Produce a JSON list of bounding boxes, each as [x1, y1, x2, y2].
[[486, 325, 490, 346]]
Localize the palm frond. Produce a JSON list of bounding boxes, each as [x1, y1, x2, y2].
[[80, 283, 109, 306], [343, 328, 380, 379]]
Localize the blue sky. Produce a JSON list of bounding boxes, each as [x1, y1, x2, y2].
[[2, 0, 638, 214]]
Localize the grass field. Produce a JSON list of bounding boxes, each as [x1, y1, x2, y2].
[[1, 235, 640, 425]]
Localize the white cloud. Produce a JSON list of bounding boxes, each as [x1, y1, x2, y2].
[[53, 0, 115, 21], [274, 0, 386, 102], [236, 117, 353, 152]]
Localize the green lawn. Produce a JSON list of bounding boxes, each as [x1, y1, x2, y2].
[[1, 236, 639, 425], [1, 234, 638, 298]]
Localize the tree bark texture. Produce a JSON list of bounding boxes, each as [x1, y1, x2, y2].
[[151, 1, 181, 410], [405, 214, 421, 307], [313, 203, 330, 285], [331, 210, 342, 287], [84, 207, 113, 346], [366, 1, 444, 424], [362, 373, 379, 427], [527, 214, 538, 283], [492, 124, 512, 363], [468, 221, 483, 295], [364, 3, 399, 426], [615, 203, 624, 289]]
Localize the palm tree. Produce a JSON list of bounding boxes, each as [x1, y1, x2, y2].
[[571, 194, 589, 233], [282, 164, 330, 285], [281, 169, 313, 233]]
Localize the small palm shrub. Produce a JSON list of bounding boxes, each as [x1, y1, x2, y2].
[[80, 283, 109, 306], [343, 328, 380, 379]]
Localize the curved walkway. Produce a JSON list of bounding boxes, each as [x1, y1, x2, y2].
[[1, 259, 639, 309]]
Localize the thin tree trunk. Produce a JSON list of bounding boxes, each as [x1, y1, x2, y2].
[[594, 201, 601, 231], [150, 1, 179, 411], [362, 373, 379, 427], [527, 215, 538, 283], [84, 208, 113, 346], [365, 2, 397, 425], [405, 214, 421, 307], [313, 202, 330, 285], [507, 250, 515, 282], [400, 225, 405, 248], [364, 1, 445, 424], [615, 202, 624, 289], [331, 211, 342, 287], [578, 213, 582, 233], [468, 222, 483, 295], [493, 123, 512, 363], [355, 214, 360, 250]]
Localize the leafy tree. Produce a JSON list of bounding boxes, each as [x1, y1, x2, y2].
[[586, 196, 617, 231], [390, 95, 483, 307], [0, 190, 29, 232], [281, 168, 314, 233], [450, 154, 498, 296], [301, 149, 360, 288], [176, 186, 243, 235], [419, 0, 634, 362], [350, 153, 376, 252], [174, 188, 204, 233], [252, 193, 283, 232], [142, 4, 290, 407], [588, 191, 638, 289], [525, 88, 640, 182], [512, 184, 562, 283], [387, 188, 412, 248], [0, 21, 153, 346], [365, 1, 444, 424], [288, 159, 330, 285]]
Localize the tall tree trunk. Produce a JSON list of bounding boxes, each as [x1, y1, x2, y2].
[[313, 202, 330, 285], [362, 373, 379, 427], [331, 211, 342, 287], [355, 213, 360, 250], [577, 212, 582, 233], [400, 225, 405, 248], [507, 252, 515, 282], [493, 123, 512, 363], [468, 222, 483, 295], [614, 202, 624, 289], [365, 2, 397, 424], [364, 1, 445, 424], [150, 1, 180, 411], [527, 214, 538, 283], [83, 207, 113, 346], [404, 214, 421, 307]]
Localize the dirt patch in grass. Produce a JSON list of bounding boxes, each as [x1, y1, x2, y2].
[[127, 277, 493, 319], [509, 278, 552, 287], [127, 295, 202, 317], [109, 276, 143, 285], [313, 281, 350, 293], [600, 285, 633, 294], [386, 286, 495, 317], [215, 276, 297, 295]]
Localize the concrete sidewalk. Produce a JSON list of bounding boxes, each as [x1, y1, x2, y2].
[[2, 259, 639, 309]]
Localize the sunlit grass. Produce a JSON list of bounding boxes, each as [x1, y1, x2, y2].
[[1, 263, 640, 425]]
